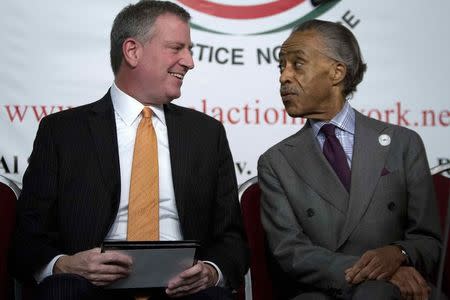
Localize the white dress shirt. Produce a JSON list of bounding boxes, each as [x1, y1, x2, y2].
[[107, 82, 182, 241], [35, 83, 223, 285]]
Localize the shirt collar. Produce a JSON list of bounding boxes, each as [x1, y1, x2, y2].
[[310, 101, 355, 137], [110, 82, 166, 127]]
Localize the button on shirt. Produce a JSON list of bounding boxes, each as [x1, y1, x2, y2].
[[310, 101, 356, 167]]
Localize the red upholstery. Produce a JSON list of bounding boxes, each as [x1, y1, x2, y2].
[[432, 168, 450, 297], [0, 176, 18, 300], [237, 177, 275, 300]]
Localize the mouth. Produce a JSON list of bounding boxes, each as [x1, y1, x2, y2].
[[281, 93, 298, 102], [280, 86, 299, 99], [281, 92, 297, 97], [169, 72, 185, 80]]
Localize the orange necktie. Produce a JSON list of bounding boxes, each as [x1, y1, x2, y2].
[[127, 107, 159, 241]]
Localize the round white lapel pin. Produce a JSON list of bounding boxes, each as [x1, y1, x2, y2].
[[378, 134, 391, 146]]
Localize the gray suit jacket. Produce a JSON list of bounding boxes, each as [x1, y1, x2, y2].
[[258, 110, 441, 294]]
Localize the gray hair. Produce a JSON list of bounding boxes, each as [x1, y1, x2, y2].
[[110, 0, 191, 75], [292, 19, 367, 99]]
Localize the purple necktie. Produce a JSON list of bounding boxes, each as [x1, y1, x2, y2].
[[320, 124, 351, 192]]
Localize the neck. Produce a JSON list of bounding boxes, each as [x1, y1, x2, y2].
[[114, 72, 149, 105]]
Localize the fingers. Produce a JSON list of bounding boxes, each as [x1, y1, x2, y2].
[[375, 271, 389, 280], [352, 259, 382, 284], [99, 251, 133, 268], [166, 263, 202, 290], [346, 246, 403, 285], [391, 277, 414, 300], [410, 270, 430, 300], [58, 248, 133, 286], [404, 270, 428, 300], [390, 267, 429, 300], [345, 253, 374, 283], [168, 263, 203, 286], [410, 270, 429, 292], [166, 262, 214, 297], [96, 262, 131, 276], [166, 275, 209, 298]]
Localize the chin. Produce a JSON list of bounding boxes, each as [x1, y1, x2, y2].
[[284, 105, 304, 118], [169, 94, 181, 101], [165, 91, 181, 102]]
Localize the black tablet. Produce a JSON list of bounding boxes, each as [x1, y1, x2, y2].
[[101, 240, 200, 289]]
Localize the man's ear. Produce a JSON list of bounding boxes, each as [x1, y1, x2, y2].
[[122, 38, 141, 68], [330, 61, 346, 86]]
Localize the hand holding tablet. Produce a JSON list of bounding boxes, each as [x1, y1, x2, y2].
[[101, 240, 199, 289]]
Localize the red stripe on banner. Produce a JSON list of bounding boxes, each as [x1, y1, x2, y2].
[[177, 0, 305, 19]]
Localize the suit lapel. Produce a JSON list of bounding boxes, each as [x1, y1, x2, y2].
[[337, 111, 390, 247], [280, 122, 349, 214], [164, 104, 188, 227], [88, 92, 120, 195]]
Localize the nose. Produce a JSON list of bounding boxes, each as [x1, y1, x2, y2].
[[181, 49, 194, 70], [279, 65, 293, 84]]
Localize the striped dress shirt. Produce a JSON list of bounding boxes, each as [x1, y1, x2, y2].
[[310, 101, 356, 168]]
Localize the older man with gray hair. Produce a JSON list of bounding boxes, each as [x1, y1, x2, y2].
[[258, 19, 441, 300]]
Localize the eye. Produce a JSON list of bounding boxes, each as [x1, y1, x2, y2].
[[278, 63, 285, 73], [294, 61, 303, 69], [170, 45, 183, 52]]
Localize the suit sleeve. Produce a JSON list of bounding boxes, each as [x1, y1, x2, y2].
[[203, 123, 249, 289], [8, 117, 62, 282], [393, 130, 441, 277], [258, 153, 358, 293]]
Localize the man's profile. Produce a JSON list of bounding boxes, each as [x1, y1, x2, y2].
[[258, 19, 441, 300]]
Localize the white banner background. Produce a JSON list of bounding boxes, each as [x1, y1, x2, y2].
[[0, 0, 449, 187]]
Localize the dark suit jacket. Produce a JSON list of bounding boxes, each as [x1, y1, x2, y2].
[[9, 92, 249, 289], [258, 110, 441, 295]]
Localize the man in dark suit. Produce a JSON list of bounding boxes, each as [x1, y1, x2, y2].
[[9, 1, 248, 299], [258, 20, 441, 300]]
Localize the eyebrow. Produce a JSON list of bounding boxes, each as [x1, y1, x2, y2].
[[166, 41, 193, 49]]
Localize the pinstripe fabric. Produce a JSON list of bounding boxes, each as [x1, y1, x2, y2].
[[36, 273, 101, 300], [127, 107, 159, 241], [9, 91, 249, 290], [36, 274, 233, 300], [310, 101, 355, 167]]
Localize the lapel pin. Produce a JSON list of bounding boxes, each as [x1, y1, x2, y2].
[[378, 134, 391, 146]]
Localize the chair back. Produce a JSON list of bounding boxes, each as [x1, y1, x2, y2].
[[0, 175, 20, 300], [237, 176, 275, 300], [431, 163, 450, 298]]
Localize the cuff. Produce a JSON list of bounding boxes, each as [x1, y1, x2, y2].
[[203, 261, 225, 287], [392, 244, 411, 266], [34, 254, 66, 284]]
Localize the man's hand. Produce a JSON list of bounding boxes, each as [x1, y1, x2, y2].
[[389, 266, 430, 300], [165, 260, 218, 298], [53, 247, 132, 286], [345, 245, 405, 284]]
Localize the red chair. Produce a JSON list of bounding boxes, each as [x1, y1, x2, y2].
[[237, 176, 275, 300], [0, 175, 20, 300], [431, 163, 450, 298]]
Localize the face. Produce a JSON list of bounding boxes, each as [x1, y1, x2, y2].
[[279, 30, 343, 120], [135, 13, 194, 104]]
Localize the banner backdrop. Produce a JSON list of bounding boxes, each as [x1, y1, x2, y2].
[[1, 0, 449, 187]]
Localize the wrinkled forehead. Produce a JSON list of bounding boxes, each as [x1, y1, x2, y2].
[[280, 30, 326, 58]]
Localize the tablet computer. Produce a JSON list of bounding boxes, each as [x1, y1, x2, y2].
[[101, 240, 199, 289]]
